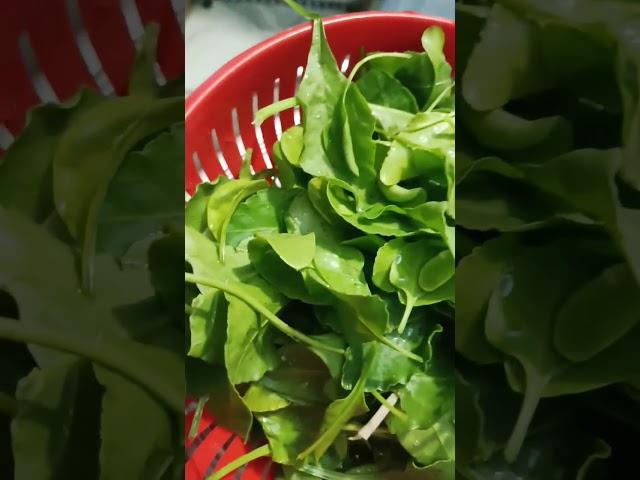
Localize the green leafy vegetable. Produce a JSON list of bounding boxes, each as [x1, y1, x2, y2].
[[185, 2, 455, 477], [457, 0, 640, 476], [0, 24, 184, 478]]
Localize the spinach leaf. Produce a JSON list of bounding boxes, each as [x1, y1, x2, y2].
[[296, 18, 347, 178], [206, 178, 268, 259], [357, 70, 419, 113], [97, 124, 184, 257], [188, 289, 226, 364], [386, 372, 455, 468], [0, 22, 184, 478], [243, 384, 290, 413], [226, 188, 295, 248], [225, 296, 279, 385], [94, 366, 174, 479]]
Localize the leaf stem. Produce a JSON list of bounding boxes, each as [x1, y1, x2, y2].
[[254, 97, 299, 126], [346, 52, 412, 84], [0, 316, 182, 413], [208, 444, 271, 480], [189, 397, 207, 439], [185, 273, 345, 355], [425, 81, 455, 113], [0, 392, 18, 418], [398, 298, 415, 334], [504, 375, 546, 463]]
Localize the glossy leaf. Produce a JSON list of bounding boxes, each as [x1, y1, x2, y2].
[[206, 178, 268, 258], [296, 18, 347, 178], [357, 70, 419, 113], [244, 384, 290, 413], [387, 372, 454, 467], [226, 188, 295, 247], [554, 263, 640, 362]]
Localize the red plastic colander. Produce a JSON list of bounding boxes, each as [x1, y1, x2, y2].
[[0, 0, 184, 153], [185, 11, 454, 480]]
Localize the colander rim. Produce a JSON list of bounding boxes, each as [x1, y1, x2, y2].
[[185, 11, 454, 119]]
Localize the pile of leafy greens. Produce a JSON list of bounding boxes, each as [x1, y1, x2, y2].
[[457, 0, 640, 478], [0, 26, 184, 479], [185, 2, 455, 479]]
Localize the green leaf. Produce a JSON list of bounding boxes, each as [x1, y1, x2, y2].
[[462, 3, 540, 111], [386, 371, 454, 467], [421, 26, 454, 108], [419, 249, 454, 292], [341, 83, 376, 179], [325, 179, 416, 237], [97, 124, 183, 257], [456, 157, 566, 232], [484, 240, 609, 461], [282, 0, 320, 20], [379, 141, 446, 189], [395, 112, 454, 157], [0, 90, 102, 221], [226, 187, 295, 247], [188, 289, 226, 364], [273, 139, 304, 190], [260, 344, 337, 406], [308, 333, 346, 380], [185, 226, 282, 311], [521, 148, 640, 284], [0, 209, 184, 416], [395, 54, 435, 109], [554, 263, 640, 362], [206, 178, 268, 259], [326, 292, 422, 360], [94, 366, 175, 480], [312, 242, 371, 297], [243, 384, 290, 413], [225, 296, 279, 385], [185, 180, 222, 232], [248, 238, 324, 304], [461, 105, 573, 154], [357, 70, 419, 113], [53, 95, 182, 291], [259, 233, 316, 271], [455, 237, 511, 365], [342, 332, 422, 392], [369, 104, 414, 136], [281, 126, 304, 167], [386, 238, 454, 332], [257, 407, 324, 465], [285, 190, 341, 243], [296, 18, 347, 178]]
